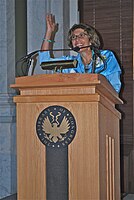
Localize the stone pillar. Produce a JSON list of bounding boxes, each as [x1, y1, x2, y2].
[[27, 0, 78, 75], [0, 0, 17, 199]]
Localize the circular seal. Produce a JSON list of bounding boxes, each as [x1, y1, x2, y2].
[[36, 105, 77, 148]]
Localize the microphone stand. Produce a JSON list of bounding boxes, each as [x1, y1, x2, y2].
[[16, 51, 39, 76], [16, 45, 107, 76], [16, 48, 75, 76]]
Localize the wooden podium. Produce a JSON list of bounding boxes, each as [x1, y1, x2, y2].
[[11, 73, 123, 200]]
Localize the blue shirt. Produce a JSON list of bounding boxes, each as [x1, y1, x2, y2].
[[39, 50, 121, 93]]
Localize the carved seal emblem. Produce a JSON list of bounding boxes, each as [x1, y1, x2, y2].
[[36, 105, 76, 148]]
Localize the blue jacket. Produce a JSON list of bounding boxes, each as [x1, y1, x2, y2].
[[39, 49, 121, 93]]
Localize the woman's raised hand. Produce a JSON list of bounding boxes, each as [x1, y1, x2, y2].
[[46, 14, 58, 34], [41, 14, 58, 51]]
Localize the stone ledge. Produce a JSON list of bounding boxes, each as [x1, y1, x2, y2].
[[1, 194, 17, 200]]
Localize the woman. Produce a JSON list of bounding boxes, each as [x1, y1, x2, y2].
[[39, 14, 121, 93]]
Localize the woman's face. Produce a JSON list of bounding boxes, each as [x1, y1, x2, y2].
[[70, 28, 91, 52]]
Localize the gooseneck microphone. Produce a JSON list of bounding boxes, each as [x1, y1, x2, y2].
[[19, 50, 39, 61], [16, 44, 106, 76], [17, 45, 92, 62], [18, 48, 75, 62], [18, 44, 101, 62], [16, 47, 78, 77], [72, 45, 92, 52]]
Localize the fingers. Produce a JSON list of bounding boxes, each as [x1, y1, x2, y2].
[[51, 14, 55, 24], [46, 13, 57, 33], [46, 14, 55, 25]]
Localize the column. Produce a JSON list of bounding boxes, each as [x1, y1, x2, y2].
[[0, 0, 17, 198]]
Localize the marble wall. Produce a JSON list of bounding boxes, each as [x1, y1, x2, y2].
[[0, 0, 17, 198], [0, 0, 78, 198]]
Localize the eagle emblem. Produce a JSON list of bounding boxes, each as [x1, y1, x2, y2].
[[36, 105, 76, 148], [42, 113, 70, 143]]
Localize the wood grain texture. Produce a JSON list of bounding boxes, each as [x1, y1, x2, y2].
[[68, 102, 121, 200], [11, 74, 122, 199], [16, 103, 46, 200]]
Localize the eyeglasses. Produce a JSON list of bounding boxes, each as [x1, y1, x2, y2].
[[70, 32, 88, 41]]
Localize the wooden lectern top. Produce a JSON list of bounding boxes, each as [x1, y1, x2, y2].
[[11, 73, 123, 105], [11, 73, 116, 88]]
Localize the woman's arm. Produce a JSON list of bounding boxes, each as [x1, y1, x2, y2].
[[41, 14, 58, 57]]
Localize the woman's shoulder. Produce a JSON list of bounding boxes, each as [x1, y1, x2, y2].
[[100, 49, 114, 56], [100, 49, 118, 61]]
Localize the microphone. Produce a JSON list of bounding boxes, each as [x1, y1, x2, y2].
[[72, 45, 92, 52], [18, 50, 39, 62], [18, 45, 93, 62], [17, 44, 105, 64], [18, 48, 75, 62]]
